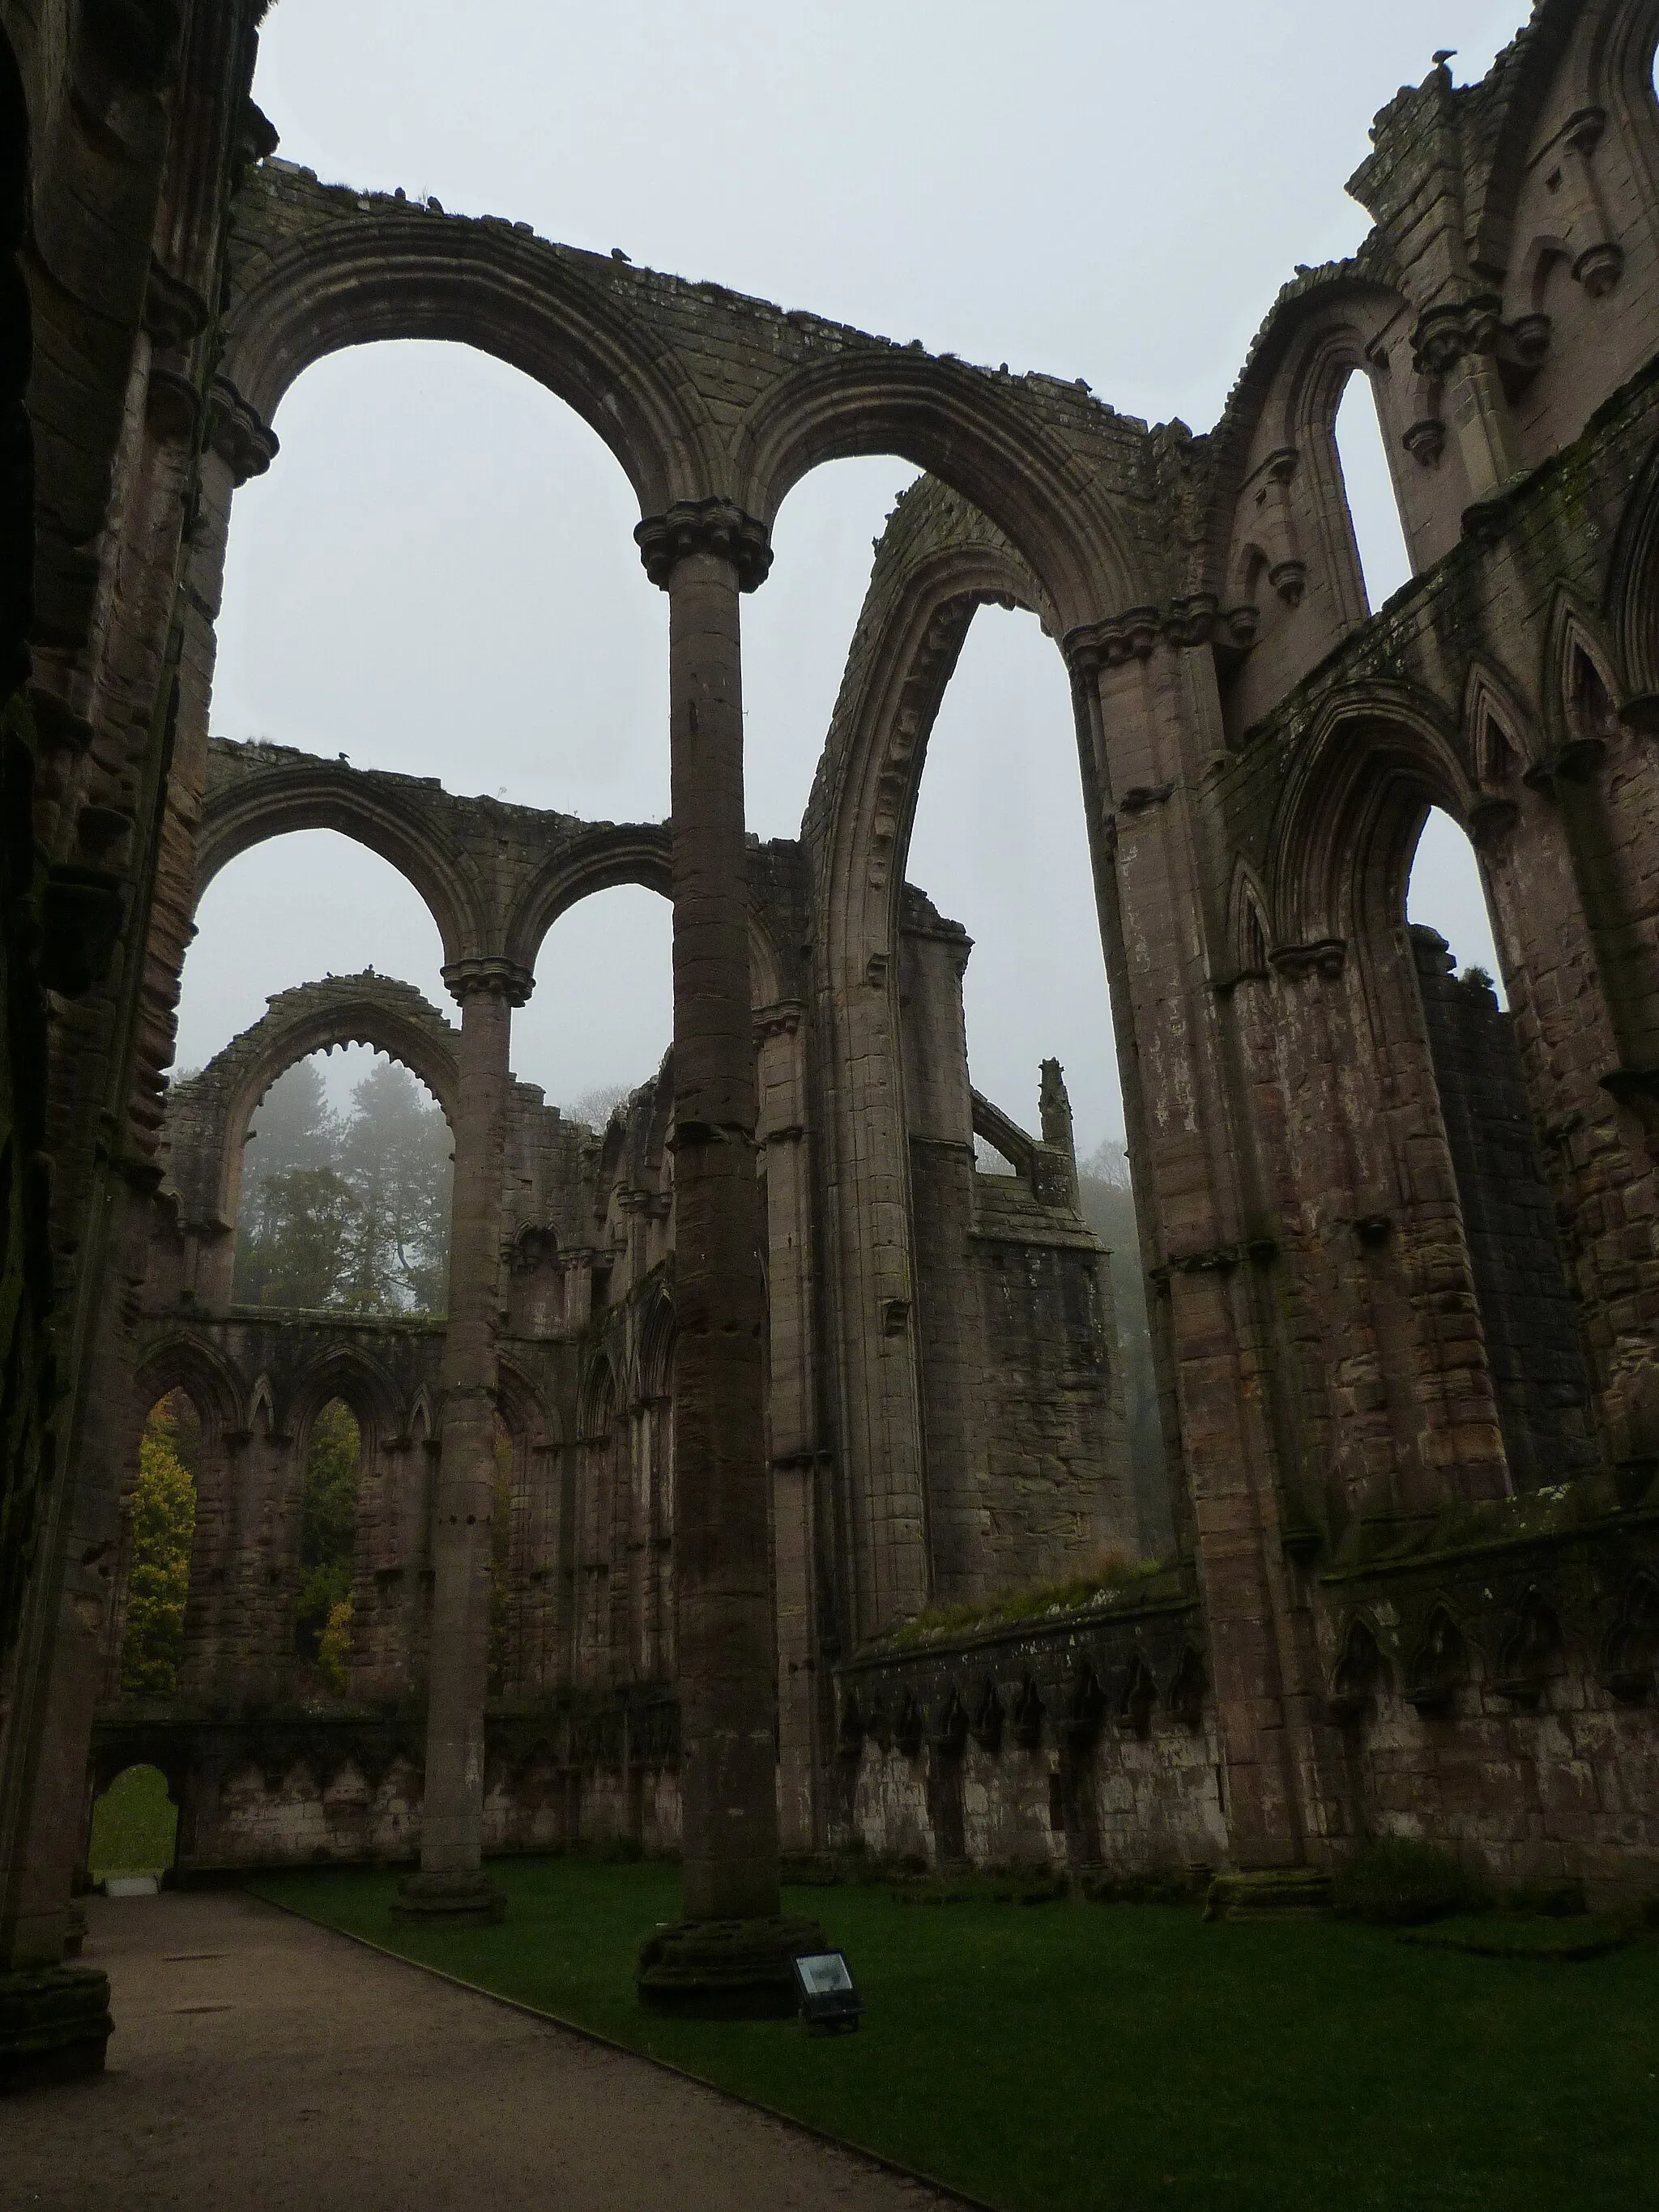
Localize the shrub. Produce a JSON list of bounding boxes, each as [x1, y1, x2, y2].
[[1333, 1836, 1491, 1926]]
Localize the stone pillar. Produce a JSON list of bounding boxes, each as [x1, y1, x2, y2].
[[396, 957, 526, 1925], [635, 503, 778, 1924]]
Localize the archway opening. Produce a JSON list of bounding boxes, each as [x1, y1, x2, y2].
[[214, 341, 667, 820], [234, 1051, 453, 1312], [1334, 370, 1410, 613], [521, 884, 672, 1123], [87, 1766, 178, 1888], [902, 601, 1166, 1562], [744, 455, 921, 839], [177, 829, 448, 1075], [119, 1392, 201, 1698], [294, 1398, 360, 1690], [1407, 807, 1505, 1004]]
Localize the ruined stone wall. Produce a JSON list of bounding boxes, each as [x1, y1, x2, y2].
[[1412, 925, 1599, 1489], [832, 1587, 1224, 1879], [94, 825, 1134, 1869]]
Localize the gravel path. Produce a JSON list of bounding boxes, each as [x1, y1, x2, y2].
[[2, 1891, 963, 2212]]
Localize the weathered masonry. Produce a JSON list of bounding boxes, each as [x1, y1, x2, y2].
[[4, 0, 1659, 2075], [99, 752, 1126, 1869]]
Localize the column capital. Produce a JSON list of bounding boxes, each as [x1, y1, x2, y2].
[[1063, 595, 1256, 676], [442, 955, 534, 1008], [635, 498, 773, 592], [1410, 293, 1504, 377]]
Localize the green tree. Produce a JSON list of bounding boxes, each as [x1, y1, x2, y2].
[[337, 1057, 453, 1311], [120, 1394, 199, 1697], [233, 1054, 451, 1314], [294, 1397, 360, 1683]]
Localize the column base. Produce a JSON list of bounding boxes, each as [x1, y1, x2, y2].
[[637, 1915, 828, 2018], [390, 1870, 506, 1929], [0, 1967, 113, 2093]]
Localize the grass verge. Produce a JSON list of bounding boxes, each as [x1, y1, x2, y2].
[[250, 1856, 1659, 2212]]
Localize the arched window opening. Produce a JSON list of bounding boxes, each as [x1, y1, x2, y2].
[[87, 1766, 177, 1890], [234, 1051, 453, 1313], [294, 1398, 360, 1690], [744, 456, 921, 840], [521, 884, 672, 1121], [903, 605, 1166, 1558], [177, 830, 447, 1074], [119, 1392, 200, 1698], [1407, 808, 1506, 1007], [215, 342, 666, 821], [1333, 370, 1411, 614]]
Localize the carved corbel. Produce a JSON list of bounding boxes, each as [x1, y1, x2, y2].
[[143, 258, 209, 349], [1466, 796, 1520, 851], [1410, 295, 1504, 378], [1561, 110, 1625, 299], [1269, 938, 1347, 982], [208, 378, 279, 485], [1402, 418, 1446, 468], [1255, 449, 1306, 606]]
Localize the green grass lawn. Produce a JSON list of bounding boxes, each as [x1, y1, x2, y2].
[[249, 1856, 1659, 2212], [88, 1764, 177, 1882]]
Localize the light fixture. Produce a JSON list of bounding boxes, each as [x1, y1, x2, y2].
[[791, 1950, 864, 2035]]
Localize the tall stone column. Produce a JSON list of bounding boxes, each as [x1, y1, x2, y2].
[[395, 956, 526, 1925], [631, 501, 822, 2006]]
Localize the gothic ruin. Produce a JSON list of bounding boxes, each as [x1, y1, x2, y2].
[[5, 0, 1659, 2073]]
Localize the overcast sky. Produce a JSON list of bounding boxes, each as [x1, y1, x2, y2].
[[181, 0, 1528, 1149]]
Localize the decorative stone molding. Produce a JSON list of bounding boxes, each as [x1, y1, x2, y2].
[[143, 259, 209, 349], [1064, 594, 1255, 673], [1269, 938, 1347, 982], [208, 378, 279, 484], [441, 956, 535, 1008], [1402, 418, 1446, 468], [634, 499, 773, 592], [1411, 295, 1504, 377], [753, 1001, 804, 1041], [1117, 782, 1175, 817]]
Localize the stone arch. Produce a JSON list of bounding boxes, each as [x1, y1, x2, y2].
[[195, 758, 484, 967], [1265, 685, 1474, 950], [285, 1343, 405, 1451], [1225, 860, 1273, 986], [1405, 1602, 1472, 1715], [1461, 658, 1541, 798], [218, 194, 722, 515], [1473, 0, 1659, 276], [131, 1333, 244, 1443], [731, 352, 1137, 633], [1546, 589, 1626, 748], [162, 974, 459, 1261], [638, 1286, 676, 1406], [1606, 437, 1659, 701], [495, 1354, 560, 1454], [1328, 1613, 1392, 1724], [1208, 271, 1419, 596], [803, 479, 1090, 1637], [506, 820, 786, 1008]]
